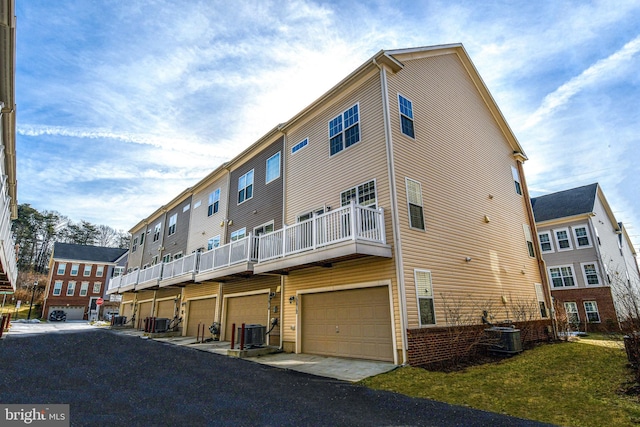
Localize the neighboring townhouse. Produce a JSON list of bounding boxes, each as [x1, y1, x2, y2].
[[532, 183, 640, 332], [109, 43, 552, 366], [42, 243, 128, 320], [0, 0, 18, 294]]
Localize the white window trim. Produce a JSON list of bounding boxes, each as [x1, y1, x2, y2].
[[405, 177, 425, 231], [583, 301, 601, 323], [168, 213, 178, 236], [53, 281, 63, 296], [265, 152, 281, 184], [554, 228, 573, 252], [93, 282, 102, 293], [511, 165, 522, 196], [231, 227, 247, 241], [580, 262, 601, 287], [96, 266, 104, 277], [57, 263, 66, 275], [80, 282, 89, 296], [83, 265, 92, 277], [538, 231, 555, 253], [238, 170, 254, 205], [254, 221, 275, 236], [291, 138, 308, 155], [571, 225, 593, 249], [414, 269, 436, 327], [564, 301, 580, 323], [70, 264, 80, 276], [208, 188, 221, 216], [548, 264, 578, 288], [207, 235, 221, 250], [340, 179, 377, 208], [397, 93, 415, 139], [66, 281, 76, 296], [329, 102, 360, 157]]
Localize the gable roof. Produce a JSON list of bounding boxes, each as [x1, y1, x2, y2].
[[531, 183, 598, 222], [52, 242, 128, 263]]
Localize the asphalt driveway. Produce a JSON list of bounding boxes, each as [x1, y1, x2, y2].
[[0, 324, 552, 426]]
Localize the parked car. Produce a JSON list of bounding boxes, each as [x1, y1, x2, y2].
[[49, 310, 67, 322]]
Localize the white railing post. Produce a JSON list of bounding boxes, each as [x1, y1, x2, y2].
[[350, 200, 357, 241]]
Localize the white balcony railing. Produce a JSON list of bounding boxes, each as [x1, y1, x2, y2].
[[198, 234, 259, 274], [0, 175, 17, 288], [107, 274, 123, 292], [258, 202, 385, 263], [161, 252, 199, 280], [138, 263, 163, 285]]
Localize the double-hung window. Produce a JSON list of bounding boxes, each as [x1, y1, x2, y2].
[[511, 166, 522, 195], [266, 152, 281, 183], [70, 264, 79, 276], [538, 231, 554, 253], [415, 269, 436, 325], [549, 265, 576, 288], [238, 170, 254, 204], [230, 228, 246, 242], [57, 263, 66, 275], [67, 281, 76, 296], [153, 223, 161, 242], [83, 265, 92, 277], [584, 301, 600, 323], [93, 282, 101, 293], [80, 282, 89, 296], [168, 214, 177, 236], [523, 224, 535, 257], [207, 235, 221, 251], [329, 104, 360, 156], [581, 263, 600, 286], [96, 266, 104, 277], [564, 302, 579, 324], [406, 178, 425, 230], [53, 281, 63, 296], [572, 225, 592, 248], [554, 228, 572, 251], [140, 231, 145, 245], [132, 237, 138, 252], [208, 189, 220, 216], [398, 94, 415, 138]]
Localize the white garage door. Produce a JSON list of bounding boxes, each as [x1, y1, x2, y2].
[[301, 286, 394, 362], [48, 306, 85, 321]]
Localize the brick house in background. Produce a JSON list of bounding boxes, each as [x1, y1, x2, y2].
[[532, 183, 640, 332], [42, 243, 128, 320]]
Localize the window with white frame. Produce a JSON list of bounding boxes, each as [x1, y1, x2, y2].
[[572, 225, 592, 248], [93, 282, 101, 293], [535, 283, 548, 318], [549, 265, 576, 288], [153, 223, 161, 242], [70, 264, 79, 276], [67, 281, 76, 296], [96, 265, 104, 277], [57, 263, 66, 275], [341, 180, 376, 208], [292, 138, 308, 154], [132, 237, 138, 252], [140, 231, 145, 245], [398, 94, 415, 138], [173, 253, 183, 260], [162, 254, 171, 263], [254, 222, 274, 236], [238, 170, 254, 204], [538, 231, 554, 253], [183, 204, 190, 212], [168, 213, 177, 236], [564, 302, 579, 324], [266, 152, 281, 183], [207, 235, 221, 251], [80, 282, 89, 296], [511, 166, 522, 196], [230, 228, 246, 241], [406, 178, 425, 230], [297, 208, 325, 222], [523, 224, 535, 257], [329, 104, 360, 156], [581, 263, 601, 286], [584, 301, 600, 322], [554, 228, 573, 251], [83, 265, 92, 277], [415, 269, 436, 325], [53, 281, 63, 296], [208, 189, 220, 216], [194, 200, 202, 209]]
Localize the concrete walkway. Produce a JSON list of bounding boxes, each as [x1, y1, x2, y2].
[[110, 326, 397, 382]]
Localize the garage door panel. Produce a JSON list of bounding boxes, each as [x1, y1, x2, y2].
[[301, 286, 393, 362], [157, 300, 175, 319], [48, 306, 84, 320], [224, 294, 268, 340], [186, 298, 216, 336]]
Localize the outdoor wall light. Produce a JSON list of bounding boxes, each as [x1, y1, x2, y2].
[[465, 257, 472, 262]]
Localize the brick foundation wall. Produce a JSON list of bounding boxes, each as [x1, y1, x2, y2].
[[551, 287, 619, 332], [407, 319, 553, 367]]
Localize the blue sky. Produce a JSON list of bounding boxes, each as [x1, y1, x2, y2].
[[15, 1, 640, 250]]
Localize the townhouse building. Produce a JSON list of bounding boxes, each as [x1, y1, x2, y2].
[[0, 0, 18, 294], [532, 183, 640, 332], [42, 243, 128, 320], [108, 44, 552, 366]]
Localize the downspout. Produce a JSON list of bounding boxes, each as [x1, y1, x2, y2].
[[374, 57, 408, 365], [279, 129, 286, 350], [516, 158, 558, 340]]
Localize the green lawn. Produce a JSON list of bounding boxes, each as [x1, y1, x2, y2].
[[361, 338, 640, 427], [0, 303, 41, 320]]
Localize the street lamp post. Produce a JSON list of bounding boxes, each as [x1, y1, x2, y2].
[[27, 282, 37, 320]]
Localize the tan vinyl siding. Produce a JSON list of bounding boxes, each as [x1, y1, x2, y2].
[[183, 282, 219, 300], [282, 258, 400, 354], [284, 71, 390, 228], [386, 53, 541, 328], [121, 292, 135, 304], [156, 288, 181, 300], [187, 175, 229, 253]]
